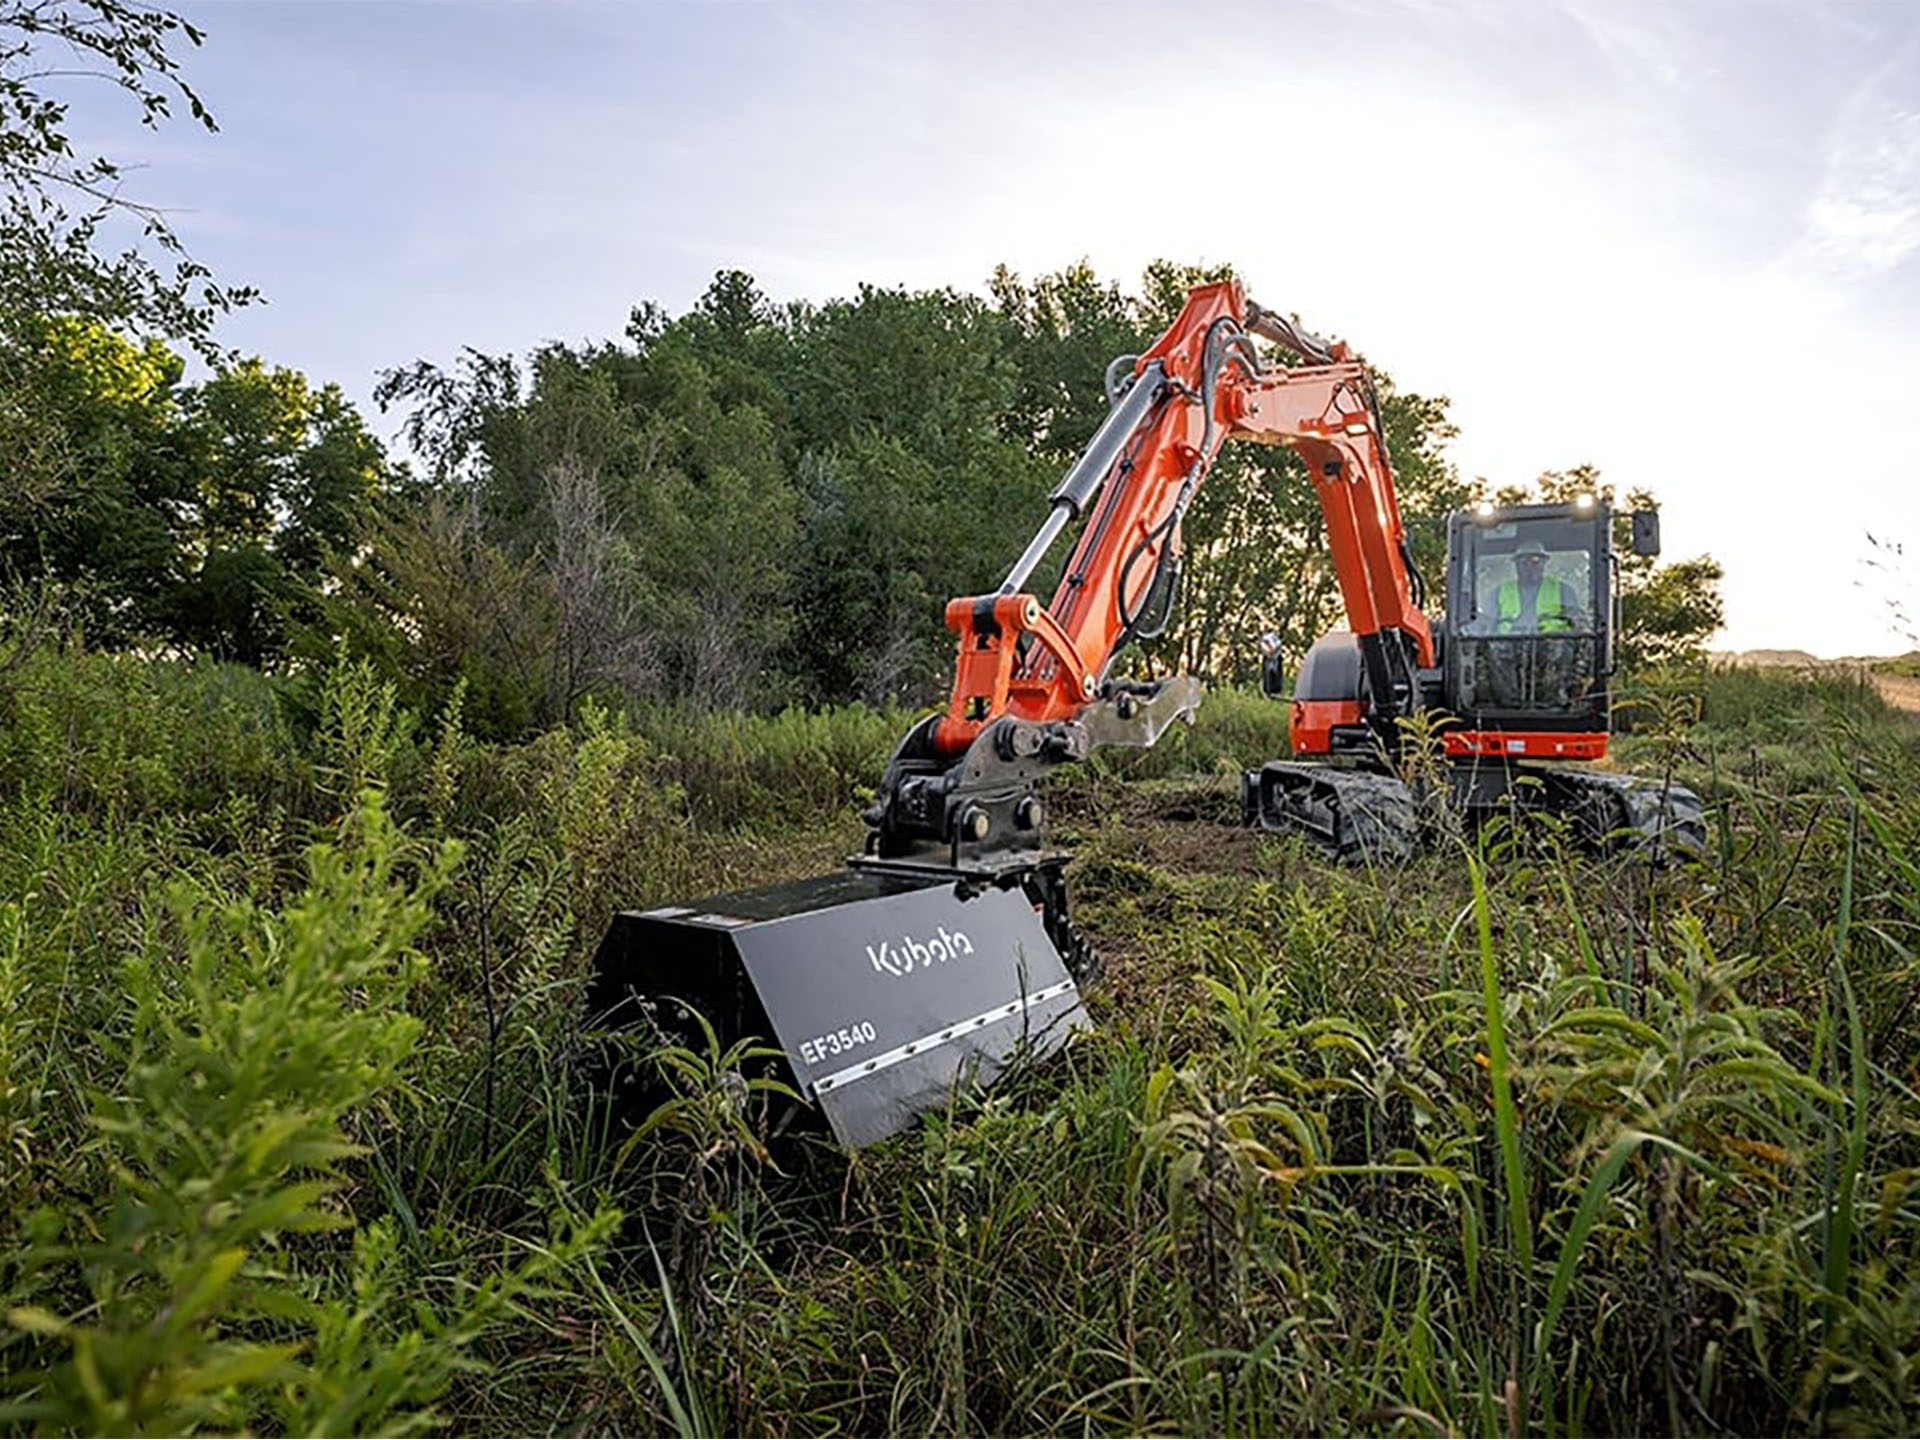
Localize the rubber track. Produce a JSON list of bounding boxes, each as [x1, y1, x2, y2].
[[1544, 767, 1708, 863], [1244, 762, 1419, 865]]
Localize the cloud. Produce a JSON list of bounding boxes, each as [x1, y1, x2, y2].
[[1787, 74, 1920, 284]]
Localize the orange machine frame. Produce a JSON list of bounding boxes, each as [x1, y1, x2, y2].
[[932, 281, 1437, 755]]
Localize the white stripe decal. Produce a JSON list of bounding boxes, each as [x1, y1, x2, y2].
[[812, 981, 1078, 1095]]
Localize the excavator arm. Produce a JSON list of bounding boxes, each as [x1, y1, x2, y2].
[[864, 280, 1433, 871]]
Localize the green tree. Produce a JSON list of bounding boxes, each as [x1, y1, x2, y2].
[[0, 0, 247, 342], [989, 260, 1145, 462], [1, 319, 394, 661], [368, 278, 803, 720], [367, 262, 1478, 712], [357, 350, 651, 733], [0, 316, 192, 642], [1619, 553, 1724, 669], [613, 317, 797, 708], [1, 1, 254, 518], [780, 281, 1046, 702], [310, 491, 563, 738], [792, 434, 951, 704], [170, 361, 390, 662], [376, 270, 1059, 712]]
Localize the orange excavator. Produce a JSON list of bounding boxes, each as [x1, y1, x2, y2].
[[586, 281, 1703, 1148]]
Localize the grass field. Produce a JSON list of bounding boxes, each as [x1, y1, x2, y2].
[[2, 651, 1916, 1435]]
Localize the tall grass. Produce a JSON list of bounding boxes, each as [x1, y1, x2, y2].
[[2, 643, 1917, 1434]]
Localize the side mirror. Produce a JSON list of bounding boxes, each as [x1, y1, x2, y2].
[[1630, 509, 1661, 558]]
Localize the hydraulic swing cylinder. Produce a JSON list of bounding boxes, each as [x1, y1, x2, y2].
[[998, 362, 1164, 596]]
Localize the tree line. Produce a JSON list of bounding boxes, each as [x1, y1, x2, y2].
[[3, 262, 1723, 735], [0, 3, 1721, 740]]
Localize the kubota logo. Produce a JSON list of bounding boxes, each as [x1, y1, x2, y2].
[[867, 926, 975, 977]]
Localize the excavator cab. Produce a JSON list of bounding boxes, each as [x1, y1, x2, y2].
[[1443, 499, 1616, 735], [1249, 491, 1698, 859]]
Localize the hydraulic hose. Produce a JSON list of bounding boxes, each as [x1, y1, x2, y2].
[[1112, 316, 1260, 650]]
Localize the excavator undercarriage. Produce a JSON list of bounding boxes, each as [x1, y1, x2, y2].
[[1242, 758, 1708, 864]]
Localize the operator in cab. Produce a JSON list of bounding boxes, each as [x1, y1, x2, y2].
[[1496, 539, 1586, 634]]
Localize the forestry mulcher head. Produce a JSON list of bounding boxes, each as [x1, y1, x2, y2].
[[583, 682, 1199, 1151], [583, 862, 1090, 1149]]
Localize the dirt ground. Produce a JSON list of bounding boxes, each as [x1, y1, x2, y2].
[[1711, 649, 1920, 715], [1875, 671, 1920, 713]]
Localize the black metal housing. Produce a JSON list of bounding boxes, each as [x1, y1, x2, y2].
[[584, 864, 1088, 1149]]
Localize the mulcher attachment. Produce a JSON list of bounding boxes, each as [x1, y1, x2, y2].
[[584, 863, 1089, 1149], [581, 681, 1187, 1153]]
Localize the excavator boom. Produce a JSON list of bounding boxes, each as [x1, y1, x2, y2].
[[929, 281, 1430, 765]]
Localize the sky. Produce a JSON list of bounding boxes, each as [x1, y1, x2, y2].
[[64, 0, 1920, 655]]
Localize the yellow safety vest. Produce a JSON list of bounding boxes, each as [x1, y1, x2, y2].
[[1496, 577, 1574, 633]]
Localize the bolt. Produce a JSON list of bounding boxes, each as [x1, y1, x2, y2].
[[1015, 795, 1046, 831], [1006, 722, 1042, 759], [958, 805, 991, 842]]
